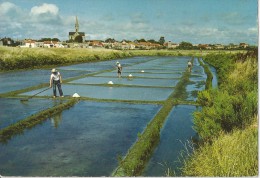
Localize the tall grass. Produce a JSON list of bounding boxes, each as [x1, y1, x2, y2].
[[0, 46, 245, 71], [182, 120, 258, 176]]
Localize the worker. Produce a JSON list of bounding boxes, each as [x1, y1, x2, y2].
[[187, 61, 192, 72], [50, 68, 64, 98], [116, 61, 122, 78]]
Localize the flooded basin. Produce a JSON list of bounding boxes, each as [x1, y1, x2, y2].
[[0, 101, 161, 176], [143, 105, 199, 176], [0, 69, 87, 94], [0, 98, 62, 129]]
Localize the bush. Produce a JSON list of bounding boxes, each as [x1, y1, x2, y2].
[[193, 52, 258, 141]]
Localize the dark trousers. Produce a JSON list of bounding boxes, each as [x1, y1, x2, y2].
[[53, 80, 63, 96]]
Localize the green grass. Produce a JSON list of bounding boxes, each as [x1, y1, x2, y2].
[[182, 120, 258, 176], [0, 46, 246, 71]]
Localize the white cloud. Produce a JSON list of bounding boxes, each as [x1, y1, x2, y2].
[[0, 2, 18, 14], [30, 3, 59, 16]]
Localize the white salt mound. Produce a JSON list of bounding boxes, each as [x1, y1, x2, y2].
[[72, 93, 80, 98]]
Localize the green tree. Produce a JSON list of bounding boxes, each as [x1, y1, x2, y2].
[[147, 39, 158, 44], [178, 41, 193, 49], [74, 35, 83, 43], [105, 38, 116, 43], [159, 36, 165, 45]]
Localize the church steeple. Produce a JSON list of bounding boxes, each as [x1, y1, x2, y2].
[[75, 16, 79, 33]]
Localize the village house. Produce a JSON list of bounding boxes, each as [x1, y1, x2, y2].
[[88, 40, 104, 48], [21, 39, 36, 48], [239, 43, 249, 48], [213, 44, 225, 49], [43, 41, 64, 48], [164, 41, 178, 49]]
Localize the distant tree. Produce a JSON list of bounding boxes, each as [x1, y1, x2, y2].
[[1, 37, 14, 46], [178, 41, 193, 49], [52, 38, 60, 42], [147, 39, 158, 44], [137, 38, 146, 42], [39, 38, 51, 42], [121, 39, 132, 43], [74, 35, 83, 43], [159, 36, 165, 45], [105, 38, 116, 43]]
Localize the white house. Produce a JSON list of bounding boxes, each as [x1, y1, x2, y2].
[[23, 40, 36, 48]]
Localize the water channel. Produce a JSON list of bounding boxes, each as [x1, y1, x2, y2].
[[0, 56, 217, 176]]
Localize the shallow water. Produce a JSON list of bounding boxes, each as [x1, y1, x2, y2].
[[186, 58, 207, 101], [143, 105, 199, 176], [0, 98, 62, 129], [0, 101, 161, 176], [0, 69, 87, 94], [208, 64, 218, 88]]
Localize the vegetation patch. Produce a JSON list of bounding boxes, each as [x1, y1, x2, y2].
[[198, 58, 213, 89], [0, 98, 79, 143], [182, 50, 258, 176], [0, 47, 246, 71], [182, 121, 258, 176]]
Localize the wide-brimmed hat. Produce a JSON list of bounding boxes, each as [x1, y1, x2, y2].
[[51, 68, 57, 73]]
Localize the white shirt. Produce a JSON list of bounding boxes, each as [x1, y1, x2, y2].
[[51, 72, 61, 81]]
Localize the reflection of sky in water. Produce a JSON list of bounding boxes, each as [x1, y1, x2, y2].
[[0, 69, 87, 94], [143, 105, 199, 176], [208, 64, 218, 88], [21, 84, 173, 101], [0, 98, 62, 129], [0, 101, 161, 176], [70, 76, 179, 87], [186, 58, 207, 101]]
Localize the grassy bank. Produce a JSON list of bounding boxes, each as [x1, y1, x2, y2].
[[182, 120, 258, 176], [181, 50, 258, 176], [0, 46, 245, 71]]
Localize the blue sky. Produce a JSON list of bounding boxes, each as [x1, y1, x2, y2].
[[0, 0, 258, 44]]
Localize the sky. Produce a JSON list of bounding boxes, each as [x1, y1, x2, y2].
[[0, 0, 258, 45]]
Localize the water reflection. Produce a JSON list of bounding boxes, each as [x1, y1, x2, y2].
[[51, 113, 62, 128]]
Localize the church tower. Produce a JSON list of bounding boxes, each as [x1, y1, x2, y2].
[[75, 16, 79, 34], [69, 16, 85, 42]]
